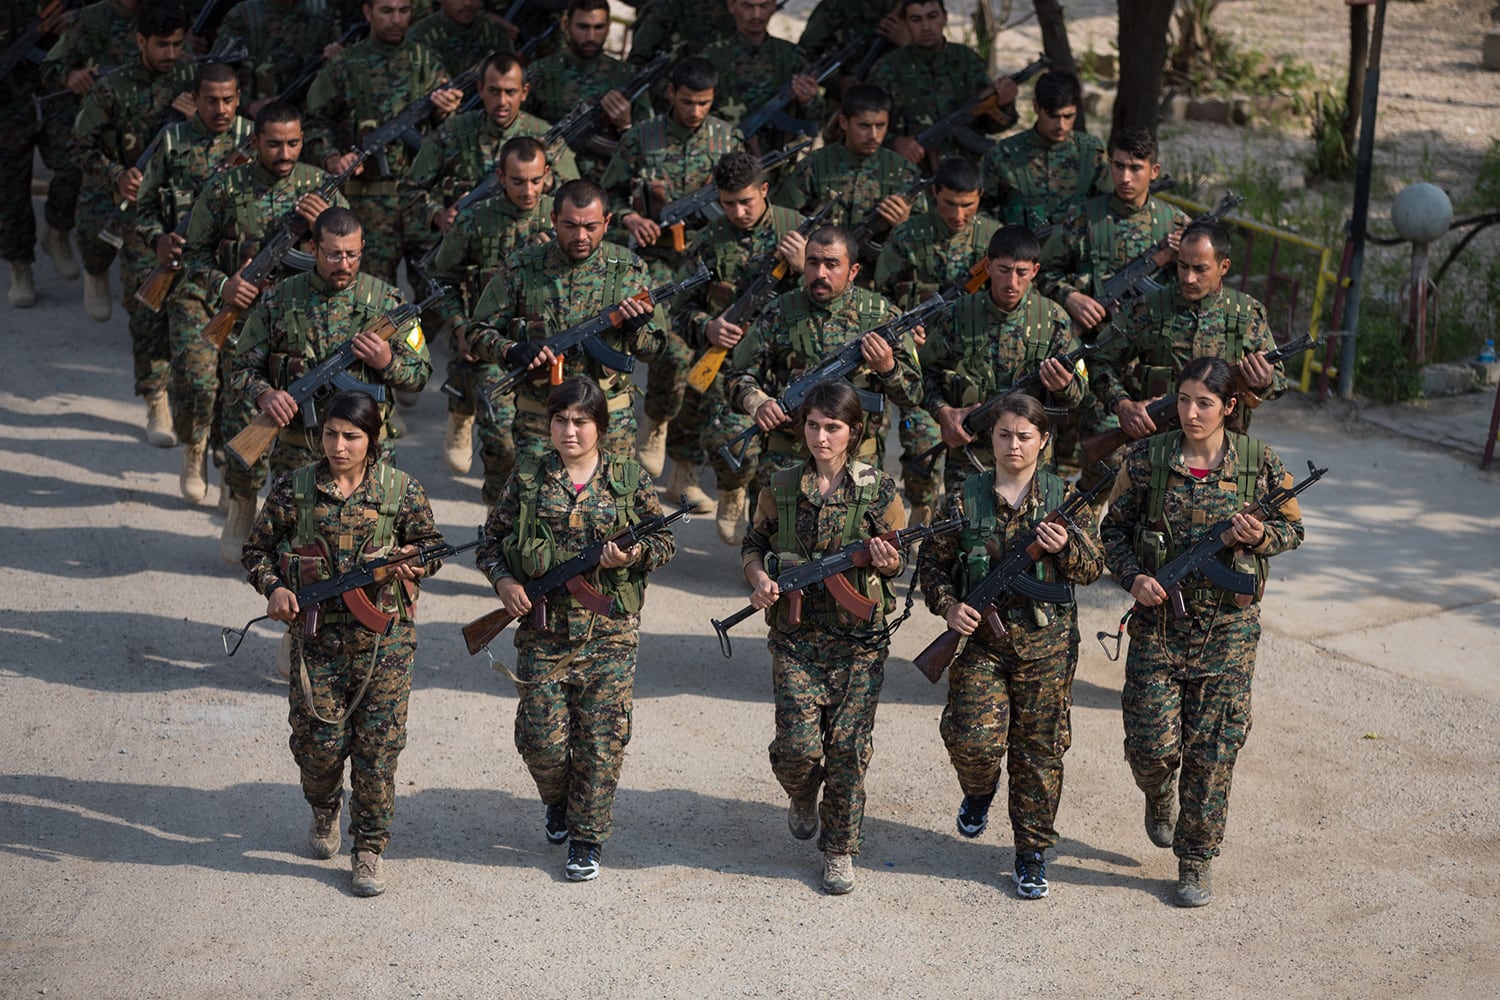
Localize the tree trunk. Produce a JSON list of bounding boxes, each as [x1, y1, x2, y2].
[[1344, 3, 1370, 153], [1113, 0, 1177, 139]]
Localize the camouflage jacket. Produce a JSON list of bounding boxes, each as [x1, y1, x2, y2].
[[981, 126, 1109, 230], [1, 0, 62, 93], [866, 40, 998, 157], [874, 208, 998, 310], [774, 142, 925, 245], [699, 31, 823, 150], [626, 0, 735, 62], [1092, 285, 1286, 415], [677, 202, 805, 348], [218, 0, 340, 102], [524, 47, 652, 179], [406, 8, 513, 76], [72, 57, 195, 188], [133, 113, 254, 246], [431, 192, 555, 327], [1037, 193, 1189, 303], [42, 0, 135, 91], [797, 0, 886, 60]]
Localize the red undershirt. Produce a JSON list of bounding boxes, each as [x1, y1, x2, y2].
[[1188, 468, 1213, 479]]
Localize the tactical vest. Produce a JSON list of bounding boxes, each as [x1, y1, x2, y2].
[[264, 272, 394, 407], [500, 453, 647, 616], [944, 291, 1056, 406], [1131, 286, 1254, 399], [776, 288, 891, 374], [765, 461, 894, 629], [896, 213, 995, 304], [702, 206, 801, 311], [513, 243, 637, 399], [1086, 196, 1178, 296], [221, 164, 328, 275], [1003, 133, 1100, 227], [957, 469, 1070, 624], [158, 119, 252, 228]]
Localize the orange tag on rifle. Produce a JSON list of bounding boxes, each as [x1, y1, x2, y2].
[[550, 355, 564, 385]]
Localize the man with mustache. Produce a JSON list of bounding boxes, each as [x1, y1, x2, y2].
[[179, 101, 346, 559]]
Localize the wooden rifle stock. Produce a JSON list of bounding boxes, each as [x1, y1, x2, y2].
[[684, 253, 794, 393], [135, 258, 182, 312], [462, 606, 517, 656], [202, 300, 246, 350]]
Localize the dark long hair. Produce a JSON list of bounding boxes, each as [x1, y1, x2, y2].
[[988, 392, 1051, 437], [546, 376, 609, 432], [1178, 356, 1244, 433], [324, 390, 383, 454], [799, 381, 867, 459]]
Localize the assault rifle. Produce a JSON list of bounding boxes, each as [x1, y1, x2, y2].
[[911, 467, 1114, 682], [736, 38, 860, 144], [718, 293, 953, 472], [710, 516, 966, 658], [0, 0, 84, 83], [911, 54, 1050, 159], [225, 288, 447, 466], [222, 536, 482, 654], [518, 20, 556, 59], [276, 21, 369, 107], [387, 56, 490, 166], [632, 139, 811, 251], [850, 172, 931, 255], [187, 0, 235, 48], [1078, 332, 1314, 466], [850, 32, 892, 82], [482, 263, 710, 407], [449, 100, 591, 215], [1149, 459, 1326, 619], [683, 198, 836, 393], [461, 502, 696, 654], [903, 327, 1125, 481], [551, 50, 670, 159]]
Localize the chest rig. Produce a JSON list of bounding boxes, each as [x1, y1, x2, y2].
[[957, 469, 1071, 625], [1085, 197, 1178, 296], [1130, 286, 1253, 399]]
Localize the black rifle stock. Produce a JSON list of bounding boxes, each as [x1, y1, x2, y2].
[[633, 139, 812, 251], [553, 51, 670, 158], [912, 55, 1050, 156], [736, 38, 860, 143]]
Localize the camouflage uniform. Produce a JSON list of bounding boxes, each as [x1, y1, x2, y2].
[[434, 192, 556, 504], [0, 2, 83, 268], [796, 0, 885, 61], [1100, 431, 1304, 860], [917, 470, 1103, 854], [773, 142, 925, 270], [134, 112, 254, 446], [740, 459, 907, 855], [524, 47, 652, 182], [218, 0, 340, 104], [723, 283, 919, 492], [1036, 193, 1189, 310], [229, 269, 432, 481], [304, 35, 449, 283], [699, 31, 823, 154], [406, 7, 513, 76], [676, 201, 804, 490], [625, 0, 734, 63], [72, 57, 196, 393], [980, 126, 1109, 230], [180, 159, 349, 492], [475, 449, 677, 847], [241, 458, 445, 857], [918, 287, 1082, 495], [464, 238, 667, 463], [866, 41, 1001, 162]]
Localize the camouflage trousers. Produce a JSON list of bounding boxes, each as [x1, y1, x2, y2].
[[511, 395, 639, 468], [166, 287, 221, 446], [637, 254, 692, 430], [513, 628, 636, 845], [768, 629, 887, 856], [442, 351, 516, 506], [699, 382, 757, 491], [1121, 607, 1258, 860], [895, 405, 941, 508], [76, 182, 120, 277], [940, 629, 1078, 853], [122, 236, 171, 397], [0, 100, 80, 262], [288, 618, 415, 856]]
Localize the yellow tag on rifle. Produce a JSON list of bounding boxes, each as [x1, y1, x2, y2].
[[404, 323, 425, 352]]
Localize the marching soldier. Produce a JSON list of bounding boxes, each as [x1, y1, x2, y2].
[[407, 0, 513, 76], [699, 0, 821, 154], [981, 70, 1109, 231], [217, 0, 341, 110]]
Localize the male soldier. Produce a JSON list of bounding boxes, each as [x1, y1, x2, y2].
[[133, 60, 252, 500], [1092, 220, 1285, 446], [919, 225, 1081, 497], [601, 55, 741, 479], [724, 225, 921, 493], [464, 178, 666, 464], [981, 69, 1108, 231], [229, 205, 431, 509], [524, 0, 651, 183], [431, 136, 556, 501], [872, 156, 995, 522], [304, 0, 462, 284], [408, 0, 513, 76], [404, 51, 577, 242], [217, 0, 341, 110], [775, 84, 921, 272], [181, 100, 345, 557], [1, 0, 85, 306], [73, 0, 195, 439], [674, 151, 807, 541], [626, 0, 734, 65], [698, 0, 821, 153], [797, 0, 897, 62], [866, 0, 1018, 166]]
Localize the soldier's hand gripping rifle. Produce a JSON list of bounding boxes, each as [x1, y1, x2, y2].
[[460, 503, 696, 654], [911, 54, 1050, 159], [448, 99, 593, 214], [850, 171, 931, 257], [222, 536, 482, 655], [552, 50, 670, 159], [275, 21, 369, 107], [0, 0, 84, 84], [684, 198, 836, 393], [225, 287, 447, 466], [718, 292, 953, 472], [736, 38, 860, 145], [631, 139, 812, 252], [387, 55, 490, 163], [710, 515, 966, 658], [911, 467, 1115, 683], [481, 263, 711, 409], [1078, 332, 1314, 466]]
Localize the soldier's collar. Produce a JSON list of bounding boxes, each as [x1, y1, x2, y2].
[[1109, 194, 1153, 217], [666, 115, 701, 140], [1175, 285, 1225, 313], [1027, 127, 1062, 149]]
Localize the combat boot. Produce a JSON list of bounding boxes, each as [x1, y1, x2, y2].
[[42, 226, 80, 280], [1145, 779, 1176, 849], [145, 391, 176, 447], [308, 801, 341, 859], [664, 461, 715, 514], [715, 487, 746, 546], [443, 412, 474, 474], [351, 850, 385, 896], [821, 851, 854, 895], [219, 492, 258, 564], [7, 261, 35, 307], [180, 438, 208, 502], [83, 271, 111, 322], [636, 419, 667, 477], [1174, 856, 1213, 907], [787, 794, 818, 840]]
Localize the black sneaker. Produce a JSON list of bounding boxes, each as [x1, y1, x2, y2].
[[564, 840, 601, 882], [956, 793, 994, 838], [544, 802, 568, 845], [1012, 850, 1049, 899]]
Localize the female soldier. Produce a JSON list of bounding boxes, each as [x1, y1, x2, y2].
[[740, 380, 907, 896], [241, 390, 445, 898], [476, 377, 677, 883], [1101, 355, 1304, 907], [916, 394, 1103, 900]]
